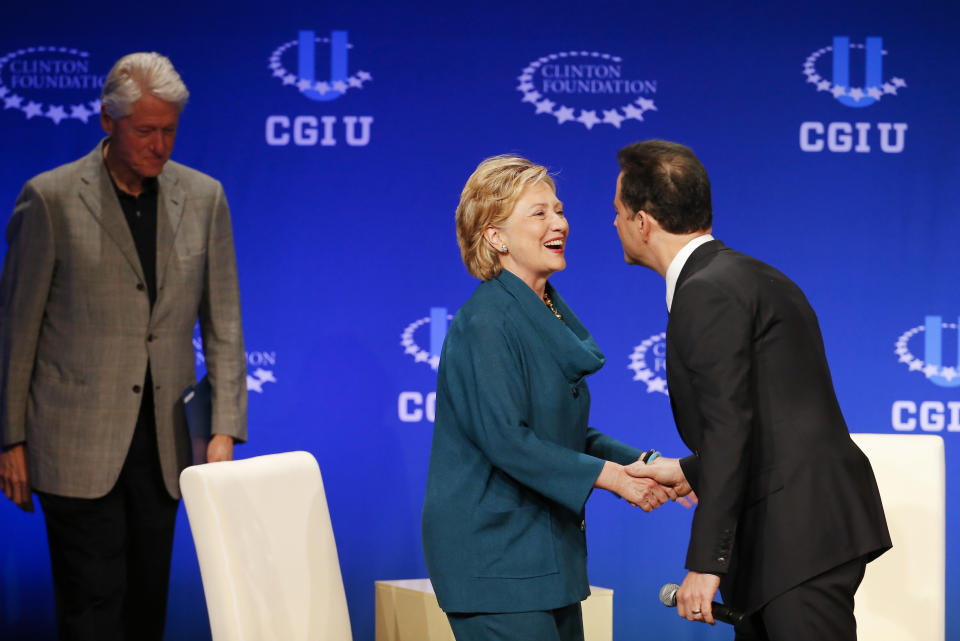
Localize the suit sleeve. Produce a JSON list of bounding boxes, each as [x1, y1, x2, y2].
[[671, 279, 754, 575], [0, 182, 56, 447], [443, 312, 606, 515], [679, 454, 701, 494], [198, 182, 247, 442]]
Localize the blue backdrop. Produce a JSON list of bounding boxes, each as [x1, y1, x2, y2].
[[2, 2, 957, 639]]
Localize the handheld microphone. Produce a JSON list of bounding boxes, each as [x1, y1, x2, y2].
[[659, 582, 745, 627]]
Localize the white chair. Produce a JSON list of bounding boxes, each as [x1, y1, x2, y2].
[[850, 434, 945, 641], [180, 451, 352, 641]]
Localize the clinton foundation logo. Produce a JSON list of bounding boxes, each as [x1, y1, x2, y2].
[[265, 29, 373, 147], [398, 307, 453, 423], [799, 36, 907, 154], [628, 332, 668, 395], [0, 46, 104, 125], [193, 335, 277, 394], [891, 316, 960, 434], [516, 50, 657, 130]]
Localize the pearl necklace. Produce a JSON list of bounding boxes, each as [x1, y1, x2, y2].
[[543, 293, 563, 321]]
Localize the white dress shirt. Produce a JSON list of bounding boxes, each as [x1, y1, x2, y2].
[[665, 234, 715, 312]]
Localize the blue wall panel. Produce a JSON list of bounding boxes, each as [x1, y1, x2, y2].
[[2, 2, 957, 639]]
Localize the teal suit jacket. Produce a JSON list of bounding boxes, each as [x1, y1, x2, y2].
[[422, 270, 643, 613]]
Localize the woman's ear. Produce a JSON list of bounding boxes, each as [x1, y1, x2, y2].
[[484, 226, 505, 253]]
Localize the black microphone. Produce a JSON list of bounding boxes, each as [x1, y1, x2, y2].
[[659, 582, 745, 627]]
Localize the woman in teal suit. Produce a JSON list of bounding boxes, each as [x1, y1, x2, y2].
[[422, 156, 676, 641]]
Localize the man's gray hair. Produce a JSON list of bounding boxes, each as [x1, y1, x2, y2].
[[101, 52, 189, 119]]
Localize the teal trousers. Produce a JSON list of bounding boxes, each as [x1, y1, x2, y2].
[[447, 602, 584, 641]]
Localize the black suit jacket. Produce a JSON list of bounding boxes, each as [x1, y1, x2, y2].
[[666, 240, 890, 614]]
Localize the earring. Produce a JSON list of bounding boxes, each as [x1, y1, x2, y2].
[[501, 244, 508, 253]]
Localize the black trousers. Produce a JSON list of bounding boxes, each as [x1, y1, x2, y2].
[[37, 375, 179, 641], [735, 556, 868, 641]]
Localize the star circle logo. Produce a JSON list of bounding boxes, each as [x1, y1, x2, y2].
[[895, 317, 960, 388], [401, 309, 453, 371], [803, 36, 906, 108], [516, 50, 657, 130], [628, 332, 668, 395], [269, 30, 372, 101]]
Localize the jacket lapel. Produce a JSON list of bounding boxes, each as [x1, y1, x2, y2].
[[667, 238, 726, 450], [155, 168, 185, 297], [77, 142, 145, 283]]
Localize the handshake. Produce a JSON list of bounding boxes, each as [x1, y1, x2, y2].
[[595, 455, 697, 512]]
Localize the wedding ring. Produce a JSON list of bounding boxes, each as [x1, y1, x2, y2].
[[691, 609, 701, 615]]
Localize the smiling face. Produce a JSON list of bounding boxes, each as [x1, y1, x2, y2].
[[101, 93, 179, 187], [486, 180, 568, 292]]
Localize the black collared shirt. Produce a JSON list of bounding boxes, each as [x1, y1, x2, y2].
[[110, 175, 159, 309]]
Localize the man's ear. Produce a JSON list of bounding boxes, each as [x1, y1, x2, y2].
[[100, 111, 115, 136], [635, 210, 650, 239]]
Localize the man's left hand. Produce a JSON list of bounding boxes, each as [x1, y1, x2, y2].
[[206, 434, 234, 463], [676, 571, 721, 625]]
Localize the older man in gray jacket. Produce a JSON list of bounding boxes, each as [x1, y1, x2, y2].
[[0, 52, 247, 640]]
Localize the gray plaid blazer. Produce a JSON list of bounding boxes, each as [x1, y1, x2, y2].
[[0, 141, 247, 499]]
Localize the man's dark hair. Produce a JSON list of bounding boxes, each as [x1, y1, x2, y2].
[[617, 139, 712, 234]]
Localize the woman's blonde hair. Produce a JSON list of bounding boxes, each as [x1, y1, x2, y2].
[[456, 155, 555, 281]]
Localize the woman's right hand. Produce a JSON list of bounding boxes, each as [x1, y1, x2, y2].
[[594, 461, 669, 512]]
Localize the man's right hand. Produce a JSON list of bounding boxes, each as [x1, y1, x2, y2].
[[0, 444, 34, 512], [625, 456, 695, 503]]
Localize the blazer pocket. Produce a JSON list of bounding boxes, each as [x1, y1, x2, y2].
[[171, 250, 206, 280], [32, 359, 88, 386], [27, 370, 92, 430], [471, 505, 559, 579], [174, 214, 208, 258], [175, 244, 207, 264], [177, 244, 207, 258], [745, 466, 784, 507]]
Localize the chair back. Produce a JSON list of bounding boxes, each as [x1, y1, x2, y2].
[[850, 433, 944, 641], [181, 451, 352, 641]]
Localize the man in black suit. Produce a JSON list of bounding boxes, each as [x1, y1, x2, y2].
[[613, 140, 890, 640]]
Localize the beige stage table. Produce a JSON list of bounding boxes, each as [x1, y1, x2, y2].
[[375, 579, 613, 641]]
